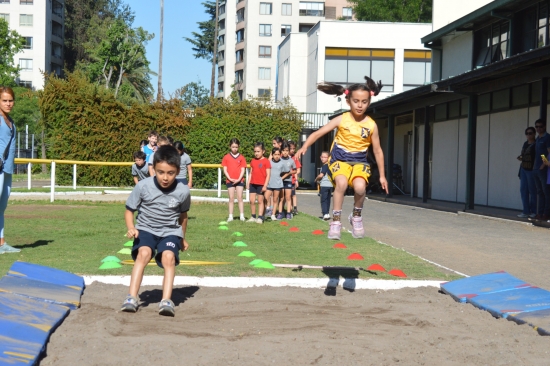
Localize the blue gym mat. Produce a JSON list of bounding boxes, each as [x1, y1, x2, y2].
[[440, 271, 530, 303], [467, 287, 550, 319], [508, 308, 550, 336], [0, 317, 52, 365], [7, 261, 85, 294], [0, 292, 70, 332], [0, 275, 82, 309]]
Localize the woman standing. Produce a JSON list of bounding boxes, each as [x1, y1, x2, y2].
[[0, 87, 19, 254], [517, 126, 537, 218]]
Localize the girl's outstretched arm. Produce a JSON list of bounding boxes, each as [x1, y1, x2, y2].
[[370, 124, 389, 194], [295, 116, 341, 160]]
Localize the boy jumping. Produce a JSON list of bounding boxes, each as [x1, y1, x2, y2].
[[121, 145, 191, 316]]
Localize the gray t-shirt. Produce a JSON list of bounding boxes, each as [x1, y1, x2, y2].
[[126, 177, 191, 238], [319, 164, 333, 187], [176, 153, 192, 180], [132, 163, 150, 181], [268, 159, 284, 189], [280, 157, 296, 183]]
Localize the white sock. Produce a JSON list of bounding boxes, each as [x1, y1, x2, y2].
[[228, 214, 233, 219]]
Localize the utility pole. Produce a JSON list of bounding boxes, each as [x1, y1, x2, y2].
[[157, 0, 164, 101], [210, 0, 219, 98]]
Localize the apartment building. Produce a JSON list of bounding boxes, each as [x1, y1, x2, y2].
[[216, 0, 354, 100], [0, 0, 64, 90]]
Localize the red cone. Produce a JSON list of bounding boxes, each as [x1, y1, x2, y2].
[[367, 263, 386, 272], [289, 227, 300, 232], [312, 229, 324, 235], [333, 243, 347, 249], [347, 253, 364, 260], [388, 269, 407, 278], [280, 221, 289, 226]]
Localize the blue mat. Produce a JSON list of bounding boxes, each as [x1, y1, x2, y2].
[[0, 292, 70, 332], [467, 287, 550, 318], [440, 271, 530, 303], [7, 261, 85, 294], [508, 308, 550, 336], [0, 276, 82, 310], [0, 317, 51, 365]]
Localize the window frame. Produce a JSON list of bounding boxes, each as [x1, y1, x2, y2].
[[258, 67, 271, 80], [260, 2, 272, 15], [342, 7, 352, 19], [281, 24, 291, 37], [20, 0, 33, 4], [299, 1, 324, 16], [259, 24, 272, 37], [0, 13, 9, 23], [19, 58, 33, 71], [259, 45, 272, 58], [282, 3, 292, 16], [19, 14, 33, 26], [23, 36, 33, 50]]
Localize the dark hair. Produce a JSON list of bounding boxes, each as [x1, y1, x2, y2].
[[254, 141, 265, 150], [525, 127, 536, 135], [174, 141, 185, 154], [133, 151, 146, 160], [317, 76, 383, 99], [272, 136, 284, 146], [535, 119, 546, 127], [166, 135, 174, 145], [288, 140, 297, 148], [281, 141, 290, 151], [271, 147, 281, 155], [148, 130, 158, 138], [140, 139, 148, 147], [157, 135, 170, 146], [153, 145, 181, 168], [229, 138, 240, 146], [0, 87, 15, 100]]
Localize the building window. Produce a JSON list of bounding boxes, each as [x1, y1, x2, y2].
[[403, 50, 431, 91], [52, 20, 63, 37], [259, 45, 272, 58], [282, 3, 292, 15], [218, 50, 224, 61], [236, 29, 245, 43], [260, 2, 272, 15], [218, 35, 224, 46], [259, 67, 271, 80], [342, 7, 352, 20], [258, 89, 271, 97], [18, 80, 32, 88], [52, 42, 63, 58], [473, 20, 509, 67], [218, 82, 224, 93], [281, 24, 291, 37], [260, 24, 272, 36], [235, 70, 244, 84], [0, 13, 9, 23], [299, 2, 324, 16], [219, 3, 225, 15], [20, 0, 33, 4], [23, 36, 32, 49], [53, 1, 63, 17], [236, 8, 245, 23], [19, 14, 33, 26], [236, 49, 244, 63], [19, 58, 32, 71], [299, 24, 313, 32], [324, 48, 395, 92], [218, 66, 224, 76], [0, 0, 10, 4], [219, 19, 225, 30], [51, 63, 62, 76]]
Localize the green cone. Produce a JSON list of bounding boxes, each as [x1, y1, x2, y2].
[[254, 261, 275, 269], [249, 259, 263, 265], [219, 225, 229, 230], [99, 261, 122, 269], [218, 221, 228, 225], [101, 256, 121, 263], [237, 251, 255, 257], [233, 241, 247, 247], [232, 232, 243, 237], [123, 240, 134, 247], [117, 248, 132, 255]]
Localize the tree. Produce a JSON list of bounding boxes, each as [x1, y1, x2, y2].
[[210, 0, 219, 97], [175, 80, 210, 108], [158, 0, 164, 101], [349, 0, 432, 23], [0, 19, 25, 87], [184, 2, 216, 62]]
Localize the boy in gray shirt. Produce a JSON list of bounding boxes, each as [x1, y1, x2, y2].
[[121, 145, 191, 317], [131, 151, 150, 184], [315, 151, 332, 220]]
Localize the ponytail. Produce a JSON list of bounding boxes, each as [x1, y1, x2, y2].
[[317, 76, 383, 98]]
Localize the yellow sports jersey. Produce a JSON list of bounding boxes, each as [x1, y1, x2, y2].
[[330, 112, 376, 163]]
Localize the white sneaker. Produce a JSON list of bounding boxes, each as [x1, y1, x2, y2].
[[240, 216, 246, 222], [517, 213, 529, 218], [227, 216, 234, 222], [247, 217, 257, 223], [323, 214, 330, 220], [530, 213, 537, 218], [271, 214, 278, 221], [348, 214, 365, 239], [327, 221, 342, 240], [256, 218, 263, 224]]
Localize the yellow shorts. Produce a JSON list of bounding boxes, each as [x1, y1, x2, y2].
[[328, 161, 371, 187]]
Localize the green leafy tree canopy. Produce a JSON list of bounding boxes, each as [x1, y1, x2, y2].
[[0, 19, 25, 87], [184, 1, 217, 62], [349, 0, 432, 23], [175, 80, 210, 108]]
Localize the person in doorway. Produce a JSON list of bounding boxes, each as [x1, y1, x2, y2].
[[533, 119, 550, 220], [517, 126, 537, 218]]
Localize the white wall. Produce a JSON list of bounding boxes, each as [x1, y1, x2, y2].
[[431, 120, 459, 201], [474, 115, 490, 205], [417, 124, 425, 199], [276, 33, 308, 110], [441, 32, 473, 79], [456, 118, 468, 202], [432, 0, 493, 31]]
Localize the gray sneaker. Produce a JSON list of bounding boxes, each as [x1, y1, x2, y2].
[[158, 299, 175, 317], [0, 243, 21, 254], [121, 295, 139, 313]]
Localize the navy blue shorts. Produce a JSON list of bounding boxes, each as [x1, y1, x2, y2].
[[177, 178, 188, 185], [291, 186, 296, 196], [283, 181, 293, 190], [267, 187, 282, 192], [249, 184, 265, 195], [226, 181, 244, 189], [131, 231, 182, 268]]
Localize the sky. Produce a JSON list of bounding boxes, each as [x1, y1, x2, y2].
[[131, 0, 213, 97]]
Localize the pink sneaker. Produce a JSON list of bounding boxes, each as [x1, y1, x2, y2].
[[327, 221, 342, 240], [348, 214, 365, 239]]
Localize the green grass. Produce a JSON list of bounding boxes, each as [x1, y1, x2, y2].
[[0, 201, 461, 281]]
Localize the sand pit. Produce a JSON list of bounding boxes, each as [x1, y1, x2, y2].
[[40, 282, 549, 365]]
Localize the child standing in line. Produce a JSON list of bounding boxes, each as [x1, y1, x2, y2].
[[143, 131, 158, 162], [139, 140, 148, 152], [247, 142, 271, 224], [288, 140, 302, 215], [315, 151, 332, 220], [121, 145, 191, 316], [265, 147, 283, 220], [131, 151, 150, 185], [296, 76, 388, 240], [174, 141, 193, 187], [222, 138, 247, 222], [148, 136, 171, 177], [279, 142, 297, 219]]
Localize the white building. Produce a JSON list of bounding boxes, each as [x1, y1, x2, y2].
[[0, 0, 64, 90], [217, 0, 355, 100]]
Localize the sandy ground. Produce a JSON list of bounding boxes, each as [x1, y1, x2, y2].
[[40, 282, 549, 366]]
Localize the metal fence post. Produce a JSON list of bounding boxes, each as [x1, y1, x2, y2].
[[50, 161, 55, 203], [245, 168, 249, 202], [73, 164, 77, 190], [217, 167, 222, 198], [27, 163, 31, 190]]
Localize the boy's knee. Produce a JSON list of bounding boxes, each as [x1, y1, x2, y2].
[[161, 250, 176, 266], [136, 247, 153, 262]]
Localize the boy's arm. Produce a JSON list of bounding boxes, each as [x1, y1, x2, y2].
[[178, 211, 189, 251], [295, 117, 341, 160], [133, 176, 139, 185], [125, 209, 138, 238], [187, 165, 193, 188], [247, 167, 253, 190], [370, 125, 389, 194], [314, 172, 324, 183], [148, 164, 155, 177]]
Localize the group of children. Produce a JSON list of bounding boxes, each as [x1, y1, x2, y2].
[[221, 137, 302, 224], [122, 75, 388, 317]]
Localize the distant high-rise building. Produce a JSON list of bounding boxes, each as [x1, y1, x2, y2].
[[216, 0, 354, 100], [0, 0, 64, 90]]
